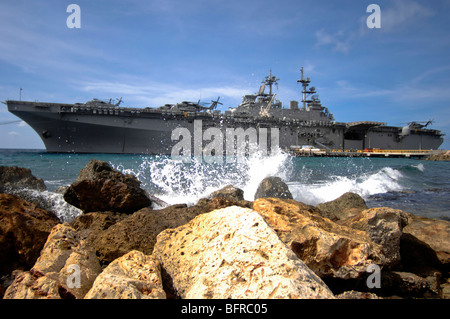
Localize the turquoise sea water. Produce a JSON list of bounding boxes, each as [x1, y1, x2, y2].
[[1, 148, 449, 221]]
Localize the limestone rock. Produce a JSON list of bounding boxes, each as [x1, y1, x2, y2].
[[85, 250, 165, 299], [340, 207, 410, 267], [4, 224, 102, 299], [252, 198, 385, 279], [254, 176, 293, 200], [316, 192, 368, 221], [0, 193, 60, 276], [63, 159, 151, 214], [425, 150, 450, 161], [337, 290, 381, 299], [153, 206, 334, 299], [0, 166, 46, 193]]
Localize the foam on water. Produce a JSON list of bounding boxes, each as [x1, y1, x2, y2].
[[289, 166, 405, 205], [8, 188, 82, 223], [113, 149, 292, 205]]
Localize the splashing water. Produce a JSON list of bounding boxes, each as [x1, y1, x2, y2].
[[113, 149, 292, 205]]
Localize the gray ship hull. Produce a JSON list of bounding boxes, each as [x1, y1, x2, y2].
[[7, 100, 444, 154]]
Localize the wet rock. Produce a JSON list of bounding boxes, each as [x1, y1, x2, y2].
[[252, 198, 385, 279], [340, 207, 410, 267], [153, 206, 335, 299], [254, 176, 293, 200], [0, 166, 46, 193], [0, 193, 60, 276], [4, 224, 102, 299], [316, 192, 368, 221], [63, 159, 151, 214], [402, 215, 450, 270], [85, 250, 165, 299], [210, 185, 244, 201]]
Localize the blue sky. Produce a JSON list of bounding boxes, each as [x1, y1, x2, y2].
[[1, 0, 449, 149]]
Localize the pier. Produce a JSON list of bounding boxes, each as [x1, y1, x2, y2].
[[288, 148, 436, 158]]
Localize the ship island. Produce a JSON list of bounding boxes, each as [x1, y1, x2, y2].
[[6, 68, 444, 157]]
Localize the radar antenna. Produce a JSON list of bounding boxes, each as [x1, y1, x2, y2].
[[262, 69, 279, 96], [297, 67, 317, 110]]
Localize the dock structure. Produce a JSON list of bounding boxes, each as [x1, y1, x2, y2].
[[288, 147, 436, 158]]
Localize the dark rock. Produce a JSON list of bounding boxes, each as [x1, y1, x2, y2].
[[402, 215, 450, 271], [0, 193, 60, 276], [317, 192, 367, 221], [0, 166, 46, 193], [254, 176, 293, 200], [70, 211, 126, 240], [63, 159, 151, 214], [380, 271, 440, 298], [85, 203, 213, 266], [210, 185, 244, 201]]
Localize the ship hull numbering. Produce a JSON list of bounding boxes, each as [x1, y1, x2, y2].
[[6, 69, 444, 155]]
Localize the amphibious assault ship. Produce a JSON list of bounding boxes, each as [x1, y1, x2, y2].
[[6, 68, 444, 154]]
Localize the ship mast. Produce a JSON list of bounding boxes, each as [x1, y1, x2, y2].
[[297, 67, 316, 110], [262, 69, 279, 96]]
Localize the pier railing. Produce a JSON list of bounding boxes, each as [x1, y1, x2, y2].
[[289, 147, 434, 158]]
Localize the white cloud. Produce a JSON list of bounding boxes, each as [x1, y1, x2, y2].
[[8, 131, 19, 137], [381, 0, 434, 30], [315, 29, 351, 54]]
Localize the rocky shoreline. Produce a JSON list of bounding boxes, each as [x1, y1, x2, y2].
[[426, 150, 450, 161], [0, 159, 449, 299]]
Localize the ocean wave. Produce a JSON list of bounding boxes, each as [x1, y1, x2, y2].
[[113, 149, 292, 205], [289, 166, 405, 206]]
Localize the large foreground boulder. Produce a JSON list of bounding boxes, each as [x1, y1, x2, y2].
[[0, 193, 60, 276], [339, 207, 410, 268], [252, 198, 385, 279], [153, 206, 334, 299], [4, 224, 102, 299], [85, 250, 165, 299], [402, 215, 450, 270], [63, 159, 151, 214]]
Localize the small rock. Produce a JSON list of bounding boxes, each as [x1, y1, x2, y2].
[[210, 185, 244, 201], [254, 176, 293, 200], [85, 250, 166, 299], [153, 206, 334, 299], [317, 192, 368, 221], [4, 224, 102, 299], [337, 290, 381, 299]]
